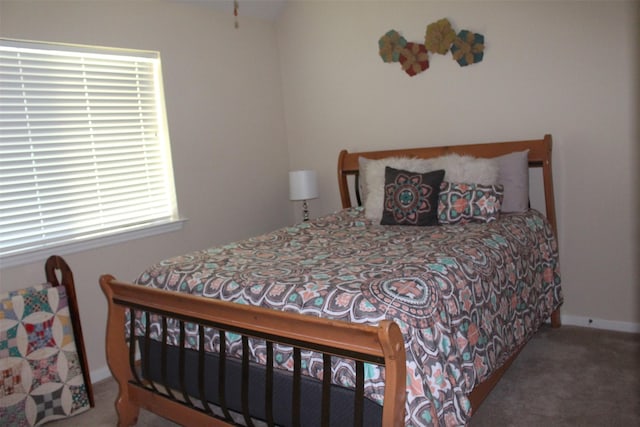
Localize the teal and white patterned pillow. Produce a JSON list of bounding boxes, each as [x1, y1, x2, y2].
[[438, 182, 504, 225]]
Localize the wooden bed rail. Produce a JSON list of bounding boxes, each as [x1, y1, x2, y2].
[[100, 275, 407, 427]]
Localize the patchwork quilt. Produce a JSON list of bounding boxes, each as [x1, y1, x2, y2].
[[0, 285, 90, 426], [134, 207, 562, 426]]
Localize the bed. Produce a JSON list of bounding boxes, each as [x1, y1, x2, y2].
[[100, 135, 562, 426]]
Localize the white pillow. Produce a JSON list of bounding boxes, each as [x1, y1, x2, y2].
[[431, 154, 498, 184], [362, 154, 499, 222], [358, 157, 370, 205], [496, 150, 529, 212]]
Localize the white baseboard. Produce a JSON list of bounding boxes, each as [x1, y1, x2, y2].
[[561, 314, 640, 334]]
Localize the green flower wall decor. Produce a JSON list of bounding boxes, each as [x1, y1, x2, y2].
[[451, 30, 485, 66], [378, 29, 407, 63]]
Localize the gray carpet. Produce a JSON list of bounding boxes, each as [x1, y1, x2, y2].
[[472, 325, 640, 426], [51, 325, 639, 426]]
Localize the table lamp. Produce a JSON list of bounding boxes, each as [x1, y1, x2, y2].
[[289, 170, 319, 222]]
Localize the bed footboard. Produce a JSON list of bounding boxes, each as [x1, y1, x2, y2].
[[100, 275, 406, 427]]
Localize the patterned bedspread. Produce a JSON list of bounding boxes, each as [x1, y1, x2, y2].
[[135, 207, 562, 426]]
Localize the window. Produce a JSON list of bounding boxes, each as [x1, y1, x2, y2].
[[0, 39, 182, 267]]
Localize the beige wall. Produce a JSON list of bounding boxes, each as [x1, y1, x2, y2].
[[0, 0, 638, 382], [278, 1, 639, 330], [0, 0, 291, 380]]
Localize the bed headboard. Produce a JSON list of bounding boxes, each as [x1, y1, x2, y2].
[[337, 134, 557, 237]]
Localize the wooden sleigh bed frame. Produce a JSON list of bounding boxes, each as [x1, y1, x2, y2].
[[100, 134, 561, 427]]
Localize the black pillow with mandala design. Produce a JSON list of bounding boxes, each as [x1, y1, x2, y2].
[[381, 167, 445, 226]]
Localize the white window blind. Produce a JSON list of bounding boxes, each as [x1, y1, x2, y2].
[[0, 39, 180, 263]]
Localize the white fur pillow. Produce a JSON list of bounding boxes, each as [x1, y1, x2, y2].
[[362, 154, 499, 222]]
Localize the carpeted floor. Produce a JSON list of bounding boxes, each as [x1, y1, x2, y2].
[[471, 325, 640, 426], [51, 325, 639, 426]]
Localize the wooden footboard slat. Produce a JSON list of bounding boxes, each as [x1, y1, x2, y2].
[[198, 326, 214, 416], [265, 340, 275, 426], [160, 316, 177, 401], [101, 276, 407, 427], [128, 309, 142, 386], [241, 336, 255, 427], [217, 330, 233, 421], [354, 361, 365, 427], [292, 347, 302, 427], [142, 317, 160, 395], [178, 321, 195, 408], [321, 353, 332, 427]]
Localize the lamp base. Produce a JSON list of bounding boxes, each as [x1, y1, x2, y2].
[[302, 200, 309, 222]]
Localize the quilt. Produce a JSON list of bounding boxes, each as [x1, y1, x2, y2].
[[134, 207, 563, 426], [0, 285, 90, 426]]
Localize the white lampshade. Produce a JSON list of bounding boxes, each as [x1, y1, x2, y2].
[[289, 170, 319, 201]]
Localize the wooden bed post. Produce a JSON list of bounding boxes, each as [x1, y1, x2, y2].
[[541, 134, 558, 239], [377, 320, 407, 427], [337, 149, 352, 209], [540, 135, 561, 328], [100, 274, 140, 427]]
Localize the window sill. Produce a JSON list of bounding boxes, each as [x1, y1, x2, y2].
[[0, 218, 187, 269]]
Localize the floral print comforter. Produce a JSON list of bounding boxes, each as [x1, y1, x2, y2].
[[135, 207, 562, 426]]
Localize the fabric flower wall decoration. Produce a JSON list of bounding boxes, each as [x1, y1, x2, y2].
[[451, 30, 485, 67], [424, 18, 456, 55], [378, 19, 485, 76], [378, 29, 407, 63], [399, 43, 429, 77]]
